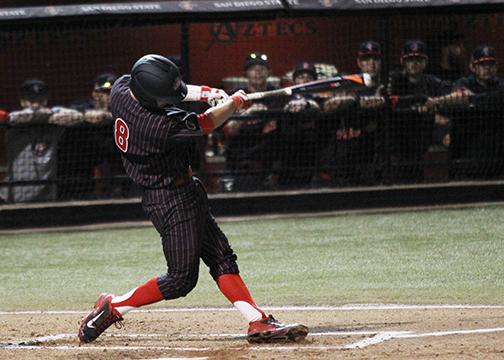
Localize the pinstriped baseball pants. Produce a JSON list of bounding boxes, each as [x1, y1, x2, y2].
[[142, 178, 239, 300]]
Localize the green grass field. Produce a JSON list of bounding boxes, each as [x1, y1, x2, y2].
[[1, 206, 503, 311]]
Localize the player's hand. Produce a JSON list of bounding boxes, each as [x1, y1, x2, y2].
[[231, 90, 252, 111], [48, 108, 84, 126], [9, 109, 34, 124], [284, 98, 308, 113], [323, 95, 356, 112], [424, 97, 441, 113], [415, 104, 429, 113], [284, 98, 321, 113], [201, 86, 229, 107], [84, 109, 113, 124], [359, 95, 385, 109]]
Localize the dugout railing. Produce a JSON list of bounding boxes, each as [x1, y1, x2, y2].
[[2, 1, 504, 206]]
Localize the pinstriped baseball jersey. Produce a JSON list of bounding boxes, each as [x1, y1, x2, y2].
[[110, 75, 201, 188]]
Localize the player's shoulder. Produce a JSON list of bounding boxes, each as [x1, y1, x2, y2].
[[111, 74, 131, 92], [111, 75, 130, 96]]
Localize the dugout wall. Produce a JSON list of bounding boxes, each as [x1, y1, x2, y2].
[[1, 1, 504, 206]]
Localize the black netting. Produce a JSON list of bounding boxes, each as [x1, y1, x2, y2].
[[1, 10, 504, 203]]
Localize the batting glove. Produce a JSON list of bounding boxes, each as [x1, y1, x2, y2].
[[201, 86, 229, 107], [184, 85, 229, 106], [231, 90, 252, 111]]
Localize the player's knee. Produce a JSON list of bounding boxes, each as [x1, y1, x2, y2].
[[177, 274, 198, 297], [170, 270, 199, 298], [209, 255, 239, 280], [158, 270, 199, 299]]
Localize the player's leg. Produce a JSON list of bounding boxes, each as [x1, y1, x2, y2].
[[194, 178, 308, 343], [79, 185, 204, 343]]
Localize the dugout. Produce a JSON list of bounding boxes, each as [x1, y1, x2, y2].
[[1, 0, 504, 228]]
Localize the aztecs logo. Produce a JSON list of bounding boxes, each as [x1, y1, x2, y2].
[[208, 20, 317, 48]]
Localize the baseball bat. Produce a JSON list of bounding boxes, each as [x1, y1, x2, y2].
[[247, 73, 372, 101]]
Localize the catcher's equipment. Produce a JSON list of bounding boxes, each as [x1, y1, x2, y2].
[[78, 293, 123, 343], [130, 54, 188, 111], [247, 315, 309, 343]]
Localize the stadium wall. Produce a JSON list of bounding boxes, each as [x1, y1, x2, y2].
[[2, 181, 504, 229], [2, 1, 504, 229]]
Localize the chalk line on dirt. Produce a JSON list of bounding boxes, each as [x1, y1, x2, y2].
[[2, 303, 504, 316]]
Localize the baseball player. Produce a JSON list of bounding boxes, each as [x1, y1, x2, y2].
[[2, 80, 83, 203], [279, 62, 321, 186], [427, 45, 504, 176], [78, 54, 308, 344], [386, 40, 453, 180]]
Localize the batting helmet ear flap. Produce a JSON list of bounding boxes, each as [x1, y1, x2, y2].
[[130, 54, 188, 111]]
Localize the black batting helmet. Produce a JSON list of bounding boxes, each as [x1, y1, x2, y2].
[[129, 54, 187, 111]]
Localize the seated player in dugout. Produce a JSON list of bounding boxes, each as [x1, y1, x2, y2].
[[426, 45, 504, 177], [78, 54, 308, 344], [277, 62, 322, 187], [222, 52, 284, 191], [0, 79, 83, 203], [75, 73, 118, 124], [59, 73, 121, 199], [386, 40, 453, 182], [320, 41, 386, 184]]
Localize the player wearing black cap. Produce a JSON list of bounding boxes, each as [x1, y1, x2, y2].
[[386, 40, 453, 181], [58, 73, 120, 199], [78, 54, 308, 344], [278, 62, 322, 186], [222, 52, 284, 191], [2, 80, 83, 203], [431, 45, 504, 177], [320, 41, 386, 184]]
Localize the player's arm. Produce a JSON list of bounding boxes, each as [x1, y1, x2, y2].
[[323, 93, 356, 112], [196, 90, 250, 135], [425, 88, 473, 111], [8, 108, 53, 124], [48, 106, 84, 126], [183, 85, 229, 106]]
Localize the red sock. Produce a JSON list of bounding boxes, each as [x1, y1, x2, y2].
[[111, 277, 164, 315], [217, 274, 266, 322]]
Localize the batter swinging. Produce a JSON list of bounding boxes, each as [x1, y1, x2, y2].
[[78, 54, 308, 344]]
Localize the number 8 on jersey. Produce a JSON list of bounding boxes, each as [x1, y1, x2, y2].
[[115, 118, 129, 153]]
